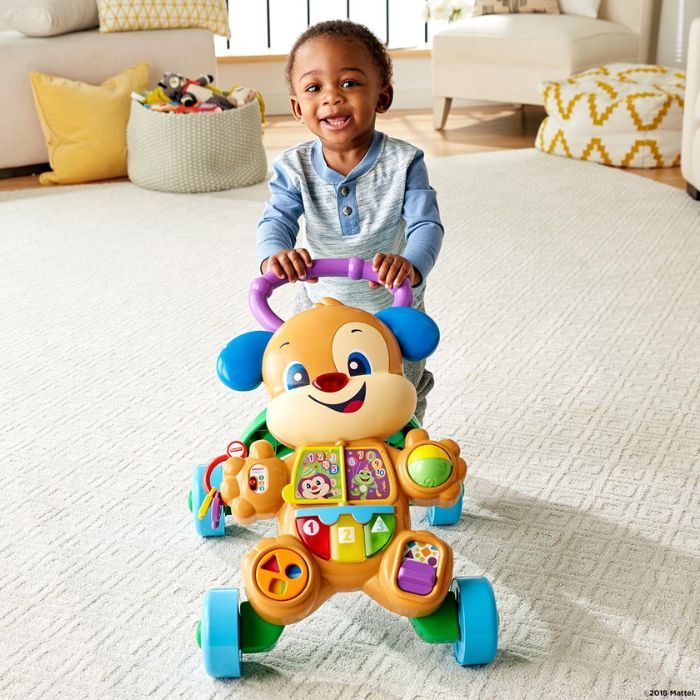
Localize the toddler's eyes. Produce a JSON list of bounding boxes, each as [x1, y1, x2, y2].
[[304, 84, 319, 93], [341, 80, 358, 88]]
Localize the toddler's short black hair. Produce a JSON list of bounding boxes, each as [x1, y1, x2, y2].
[[285, 20, 393, 93]]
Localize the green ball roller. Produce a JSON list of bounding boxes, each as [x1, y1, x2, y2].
[[407, 445, 453, 487]]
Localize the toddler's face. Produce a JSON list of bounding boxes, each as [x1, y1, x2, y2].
[[290, 35, 392, 152]]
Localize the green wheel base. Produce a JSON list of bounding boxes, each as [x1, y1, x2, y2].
[[410, 591, 460, 644], [240, 601, 284, 653]]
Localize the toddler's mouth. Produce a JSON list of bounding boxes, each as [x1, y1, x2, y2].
[[321, 115, 352, 130]]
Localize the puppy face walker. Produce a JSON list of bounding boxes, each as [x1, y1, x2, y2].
[[191, 258, 498, 678]]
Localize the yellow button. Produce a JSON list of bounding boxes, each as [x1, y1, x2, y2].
[[409, 444, 450, 461], [330, 514, 366, 562]]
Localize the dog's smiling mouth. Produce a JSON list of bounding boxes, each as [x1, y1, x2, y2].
[[309, 383, 366, 413]]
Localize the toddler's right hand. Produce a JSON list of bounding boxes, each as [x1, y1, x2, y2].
[[263, 248, 317, 283]]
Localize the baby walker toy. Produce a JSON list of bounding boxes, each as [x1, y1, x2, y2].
[[190, 257, 498, 678]]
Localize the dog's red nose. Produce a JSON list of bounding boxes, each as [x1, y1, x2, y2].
[[313, 372, 349, 393]]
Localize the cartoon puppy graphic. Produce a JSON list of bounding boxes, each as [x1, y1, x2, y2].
[[215, 298, 467, 626]]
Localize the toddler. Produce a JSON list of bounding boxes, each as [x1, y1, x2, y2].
[[257, 20, 444, 422]]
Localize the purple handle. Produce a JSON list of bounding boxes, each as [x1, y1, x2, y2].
[[249, 256, 413, 332], [211, 491, 222, 529]]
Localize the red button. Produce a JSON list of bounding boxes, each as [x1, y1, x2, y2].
[[296, 516, 331, 560]]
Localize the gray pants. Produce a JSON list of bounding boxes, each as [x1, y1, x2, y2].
[[294, 289, 434, 424], [403, 355, 434, 425]]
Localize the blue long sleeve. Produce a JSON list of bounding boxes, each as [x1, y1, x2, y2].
[[257, 161, 304, 266], [402, 150, 444, 281]]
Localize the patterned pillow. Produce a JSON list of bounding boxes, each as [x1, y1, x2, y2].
[[536, 64, 686, 168], [473, 0, 560, 15], [97, 0, 230, 37]]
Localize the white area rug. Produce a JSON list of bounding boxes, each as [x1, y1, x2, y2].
[[1, 150, 698, 699]]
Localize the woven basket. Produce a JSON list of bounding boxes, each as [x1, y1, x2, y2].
[[127, 99, 267, 193]]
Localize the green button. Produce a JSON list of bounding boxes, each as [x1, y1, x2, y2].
[[364, 514, 395, 557], [407, 458, 452, 488]]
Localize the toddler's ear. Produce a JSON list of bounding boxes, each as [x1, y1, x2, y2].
[[290, 96, 304, 122], [375, 307, 439, 361], [217, 331, 273, 391], [376, 85, 393, 114]]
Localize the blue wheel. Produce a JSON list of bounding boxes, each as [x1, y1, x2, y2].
[[200, 588, 242, 678], [428, 484, 464, 526], [453, 576, 498, 665], [192, 464, 225, 537]]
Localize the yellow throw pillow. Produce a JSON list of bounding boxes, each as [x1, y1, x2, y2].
[[30, 63, 148, 185], [97, 0, 230, 37]]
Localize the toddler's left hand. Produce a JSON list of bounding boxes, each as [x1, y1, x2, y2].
[[370, 253, 420, 289]]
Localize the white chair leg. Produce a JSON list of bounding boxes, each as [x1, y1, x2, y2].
[[433, 97, 453, 130]]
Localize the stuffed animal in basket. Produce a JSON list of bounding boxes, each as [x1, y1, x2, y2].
[[155, 72, 260, 112], [191, 257, 498, 678], [158, 72, 235, 110]]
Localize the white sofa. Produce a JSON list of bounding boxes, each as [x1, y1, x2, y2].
[[0, 27, 217, 171], [432, 0, 657, 129], [682, 17, 700, 200]]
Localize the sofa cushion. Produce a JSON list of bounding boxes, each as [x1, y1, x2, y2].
[[30, 63, 148, 184], [536, 63, 685, 168], [433, 15, 639, 72], [0, 0, 98, 37], [97, 0, 230, 37]]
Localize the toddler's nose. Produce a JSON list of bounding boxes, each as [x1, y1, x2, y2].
[[313, 373, 349, 393], [322, 87, 342, 104]]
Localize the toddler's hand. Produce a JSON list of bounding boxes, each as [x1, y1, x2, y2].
[[263, 248, 317, 283], [370, 253, 419, 289]]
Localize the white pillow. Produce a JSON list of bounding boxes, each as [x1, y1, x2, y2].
[[0, 0, 98, 37], [559, 0, 601, 18]]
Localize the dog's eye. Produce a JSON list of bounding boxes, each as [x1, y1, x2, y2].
[[348, 352, 371, 376], [285, 362, 309, 390]]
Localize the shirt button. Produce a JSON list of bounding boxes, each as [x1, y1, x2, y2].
[[340, 186, 349, 196], [342, 206, 352, 216]]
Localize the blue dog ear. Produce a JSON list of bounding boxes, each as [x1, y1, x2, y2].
[[375, 307, 440, 361], [216, 330, 273, 391]]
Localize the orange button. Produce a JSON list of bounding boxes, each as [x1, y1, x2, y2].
[[254, 548, 309, 601]]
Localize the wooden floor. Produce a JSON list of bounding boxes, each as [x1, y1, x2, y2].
[[0, 105, 686, 191]]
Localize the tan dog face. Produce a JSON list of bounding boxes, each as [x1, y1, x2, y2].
[[262, 300, 417, 446]]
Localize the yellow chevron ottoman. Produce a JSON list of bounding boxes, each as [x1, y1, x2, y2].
[[536, 64, 685, 168]]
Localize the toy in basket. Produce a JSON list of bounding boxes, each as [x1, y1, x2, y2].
[[190, 257, 498, 678]]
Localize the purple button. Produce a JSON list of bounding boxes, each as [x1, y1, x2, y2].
[[397, 559, 436, 596]]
